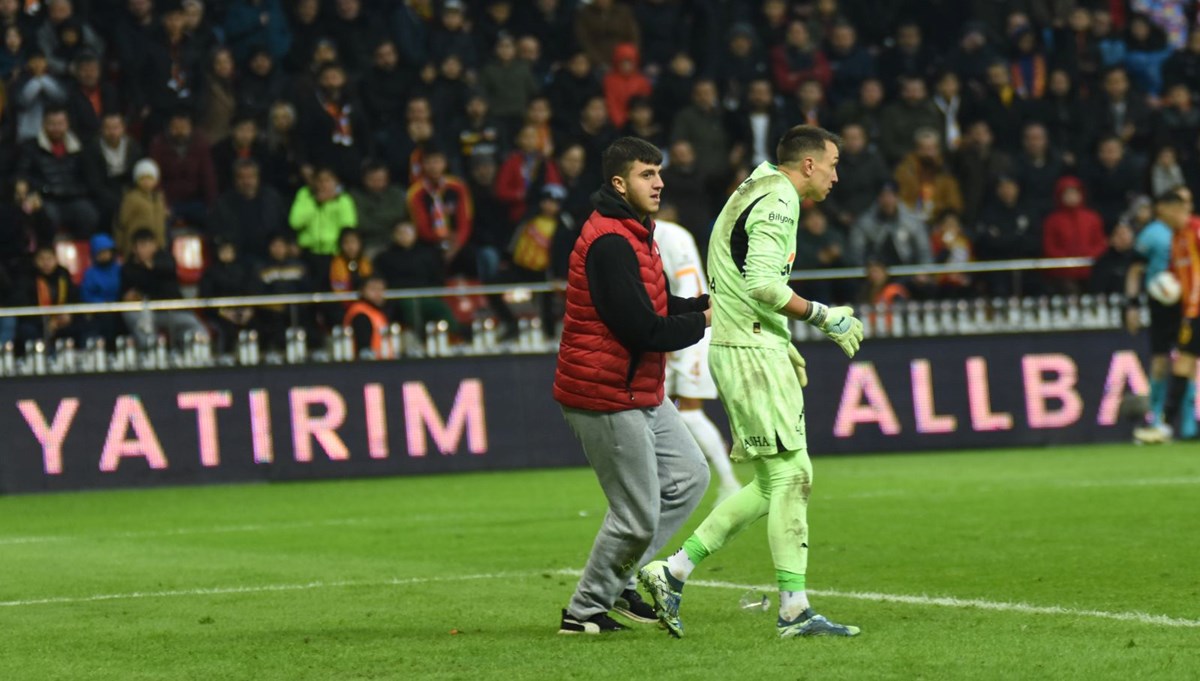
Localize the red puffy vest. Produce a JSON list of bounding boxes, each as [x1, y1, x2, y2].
[[553, 211, 669, 411]]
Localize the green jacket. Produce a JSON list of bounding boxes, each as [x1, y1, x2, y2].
[[289, 187, 358, 255]]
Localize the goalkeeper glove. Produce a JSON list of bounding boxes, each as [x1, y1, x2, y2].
[[804, 301, 864, 358], [787, 343, 808, 388]]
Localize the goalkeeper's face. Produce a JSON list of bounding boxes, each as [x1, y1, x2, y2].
[[807, 141, 840, 201]]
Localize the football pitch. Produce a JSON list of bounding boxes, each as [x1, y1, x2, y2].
[[2, 443, 1198, 681]]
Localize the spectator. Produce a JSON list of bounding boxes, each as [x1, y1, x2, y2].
[[212, 115, 269, 194], [223, 0, 291, 63], [283, 0, 321, 73], [878, 22, 937, 97], [966, 61, 1025, 152], [857, 259, 910, 307], [296, 62, 370, 188], [456, 93, 506, 171], [1052, 7, 1101, 91], [496, 124, 562, 225], [15, 105, 98, 241], [478, 33, 539, 133], [1007, 26, 1048, 100], [263, 101, 304, 196], [208, 159, 287, 261], [198, 237, 258, 353], [633, 0, 685, 72], [372, 222, 464, 336], [946, 22, 998, 89], [500, 181, 571, 334], [523, 96, 561, 159], [792, 79, 833, 129], [0, 24, 25, 81], [756, 0, 790, 48], [234, 49, 285, 128], [715, 24, 768, 108], [951, 120, 1013, 228], [344, 275, 393, 358], [973, 175, 1041, 296], [879, 76, 940, 165], [119, 228, 207, 349], [112, 0, 156, 77], [517, 33, 549, 89], [659, 139, 713, 255], [516, 0, 574, 65], [1123, 13, 1173, 97], [733, 79, 787, 168], [1084, 136, 1146, 231], [36, 0, 104, 76], [139, 2, 202, 134], [894, 128, 964, 223], [566, 97, 619, 188], [430, 55, 473, 132], [359, 40, 412, 131], [849, 182, 932, 267], [556, 143, 593, 234], [930, 71, 964, 152], [826, 21, 875, 107], [1088, 67, 1152, 155], [350, 161, 408, 257], [794, 208, 850, 304], [11, 49, 67, 144], [149, 110, 217, 227], [1013, 122, 1065, 220], [28, 244, 79, 343], [289, 166, 357, 256], [1148, 145, 1186, 199], [255, 232, 312, 350], [329, 228, 372, 294], [328, 0, 383, 76], [770, 20, 830, 96], [1162, 26, 1200, 89], [603, 43, 652, 130], [1041, 176, 1107, 294], [181, 0, 220, 56], [1152, 83, 1200, 168], [651, 52, 696, 133], [1089, 222, 1139, 295], [545, 52, 602, 133], [82, 113, 143, 231], [824, 122, 890, 230], [475, 0, 518, 57], [622, 97, 666, 150], [671, 78, 731, 183], [574, 0, 638, 68], [429, 0, 477, 69], [929, 209, 974, 297], [116, 159, 168, 255], [832, 77, 885, 145], [79, 232, 122, 342], [197, 46, 238, 143], [1026, 68, 1087, 167], [407, 148, 473, 274], [63, 51, 116, 140], [466, 151, 510, 283]]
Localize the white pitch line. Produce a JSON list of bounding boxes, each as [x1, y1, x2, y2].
[[0, 517, 378, 546], [6, 568, 1193, 631]]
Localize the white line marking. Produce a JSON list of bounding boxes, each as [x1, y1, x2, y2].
[[0, 518, 377, 546], [6, 568, 1195, 630], [1064, 476, 1200, 488]]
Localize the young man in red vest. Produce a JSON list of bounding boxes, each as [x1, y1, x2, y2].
[[554, 137, 713, 634], [344, 275, 391, 359]]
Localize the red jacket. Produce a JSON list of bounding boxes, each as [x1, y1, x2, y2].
[[603, 43, 652, 128], [1042, 176, 1107, 280], [495, 152, 562, 224], [770, 44, 832, 95], [554, 186, 707, 411], [407, 175, 474, 249]]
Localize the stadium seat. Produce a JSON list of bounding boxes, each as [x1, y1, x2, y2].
[[172, 232, 208, 285], [55, 239, 91, 286]]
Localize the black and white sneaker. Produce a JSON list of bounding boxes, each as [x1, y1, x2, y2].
[[613, 589, 658, 623], [558, 609, 630, 635]]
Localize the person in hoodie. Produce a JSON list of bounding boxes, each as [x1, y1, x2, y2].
[[603, 43, 652, 130], [198, 237, 258, 353], [974, 175, 1042, 296], [79, 233, 122, 342], [1041, 176, 1108, 294]]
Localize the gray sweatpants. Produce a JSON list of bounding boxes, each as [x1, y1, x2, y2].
[[562, 399, 710, 619]]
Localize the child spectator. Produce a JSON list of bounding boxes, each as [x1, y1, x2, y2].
[[329, 229, 372, 294], [288, 166, 357, 256], [116, 159, 168, 255]]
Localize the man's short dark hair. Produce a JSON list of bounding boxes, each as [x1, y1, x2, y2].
[[361, 158, 388, 175], [43, 105, 68, 119], [776, 125, 841, 166], [132, 228, 158, 244], [601, 137, 662, 183]]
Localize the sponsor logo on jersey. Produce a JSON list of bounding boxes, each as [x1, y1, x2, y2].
[[742, 435, 771, 449], [767, 211, 795, 226]]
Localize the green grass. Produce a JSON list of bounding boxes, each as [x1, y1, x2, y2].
[[2, 444, 1199, 681]]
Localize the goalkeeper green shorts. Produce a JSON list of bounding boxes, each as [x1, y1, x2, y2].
[[709, 344, 807, 462]]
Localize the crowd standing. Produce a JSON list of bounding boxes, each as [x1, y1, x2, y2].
[[1, 0, 1199, 351]]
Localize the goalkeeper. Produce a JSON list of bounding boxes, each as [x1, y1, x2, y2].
[[639, 125, 864, 638]]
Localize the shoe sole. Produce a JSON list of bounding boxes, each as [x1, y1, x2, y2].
[[611, 605, 658, 624], [637, 566, 683, 639]]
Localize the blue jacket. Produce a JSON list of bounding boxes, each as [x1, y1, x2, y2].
[[224, 0, 292, 61], [80, 234, 122, 303]]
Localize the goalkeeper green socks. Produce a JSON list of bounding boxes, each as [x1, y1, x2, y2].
[[666, 536, 710, 581]]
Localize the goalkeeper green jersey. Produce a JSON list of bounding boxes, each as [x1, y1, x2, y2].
[[707, 162, 800, 350]]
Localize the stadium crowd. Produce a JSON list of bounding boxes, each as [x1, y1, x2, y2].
[[1, 0, 1199, 353]]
